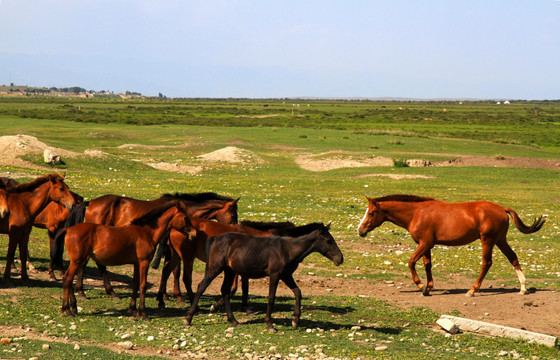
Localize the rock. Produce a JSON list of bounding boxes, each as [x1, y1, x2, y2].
[[375, 345, 388, 351], [1, 338, 12, 344], [117, 341, 134, 350], [74, 344, 81, 351], [42, 344, 51, 350], [436, 317, 460, 334], [43, 149, 61, 165]]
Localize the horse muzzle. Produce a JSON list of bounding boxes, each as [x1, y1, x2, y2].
[[0, 209, 9, 218], [332, 254, 344, 266]]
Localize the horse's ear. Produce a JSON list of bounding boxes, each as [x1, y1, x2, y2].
[[366, 196, 373, 202], [233, 197, 240, 205], [62, 172, 66, 179], [326, 222, 331, 230]]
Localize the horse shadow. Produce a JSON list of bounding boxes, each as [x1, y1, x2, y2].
[[399, 286, 542, 296]]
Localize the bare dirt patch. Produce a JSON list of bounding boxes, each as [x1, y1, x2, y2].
[[355, 174, 435, 180], [296, 151, 393, 171], [294, 150, 560, 172]]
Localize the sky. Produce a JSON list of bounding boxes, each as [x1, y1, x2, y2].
[[0, 1, 559, 99]]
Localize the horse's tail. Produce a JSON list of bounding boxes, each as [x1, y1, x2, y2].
[[505, 207, 546, 234], [65, 201, 89, 228], [151, 229, 170, 269], [51, 228, 68, 269]]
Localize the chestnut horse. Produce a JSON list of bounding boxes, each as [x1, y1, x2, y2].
[[2, 176, 83, 280], [58, 202, 197, 318], [0, 182, 8, 219], [57, 192, 239, 298], [357, 195, 546, 296], [185, 223, 343, 332], [0, 174, 76, 283], [155, 218, 295, 310]]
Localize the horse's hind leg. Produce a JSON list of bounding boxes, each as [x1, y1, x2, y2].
[[157, 253, 181, 310], [496, 238, 527, 295], [221, 269, 239, 326], [97, 263, 118, 299], [467, 238, 495, 297], [422, 250, 434, 296]]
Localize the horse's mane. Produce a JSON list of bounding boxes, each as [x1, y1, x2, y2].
[[374, 194, 435, 203], [280, 222, 328, 237], [159, 192, 235, 203], [130, 201, 179, 225], [7, 173, 63, 194], [240, 220, 296, 231]]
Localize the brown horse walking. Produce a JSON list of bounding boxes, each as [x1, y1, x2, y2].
[[58, 192, 238, 298], [0, 174, 76, 283], [57, 202, 197, 318], [2, 176, 83, 280], [185, 223, 343, 332], [357, 195, 546, 296]]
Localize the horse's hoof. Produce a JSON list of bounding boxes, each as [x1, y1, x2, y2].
[[466, 291, 475, 297], [292, 320, 299, 329], [519, 290, 527, 295], [421, 285, 431, 296], [158, 303, 166, 311], [266, 326, 277, 333], [244, 307, 254, 315], [78, 294, 88, 301]]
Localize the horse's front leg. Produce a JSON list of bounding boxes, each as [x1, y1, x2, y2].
[[467, 239, 494, 297], [282, 275, 302, 329], [265, 275, 281, 333], [241, 275, 251, 314], [186, 266, 222, 325], [3, 232, 19, 283], [408, 243, 431, 295]]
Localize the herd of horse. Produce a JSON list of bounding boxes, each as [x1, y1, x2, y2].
[[0, 173, 546, 331]]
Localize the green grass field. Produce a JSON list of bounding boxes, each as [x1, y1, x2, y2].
[[1, 98, 559, 359]]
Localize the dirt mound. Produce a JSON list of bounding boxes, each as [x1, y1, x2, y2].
[[295, 151, 393, 171], [198, 146, 263, 164], [0, 135, 80, 169]]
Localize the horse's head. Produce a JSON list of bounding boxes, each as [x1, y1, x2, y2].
[[48, 173, 76, 210], [315, 223, 343, 266], [171, 210, 198, 240], [213, 197, 239, 224], [358, 196, 387, 237], [0, 184, 9, 218]]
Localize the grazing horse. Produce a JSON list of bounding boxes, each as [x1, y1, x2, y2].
[[0, 174, 76, 283], [185, 223, 343, 332], [357, 195, 546, 296], [59, 192, 239, 298], [155, 218, 294, 310], [57, 202, 197, 318], [2, 176, 83, 280]]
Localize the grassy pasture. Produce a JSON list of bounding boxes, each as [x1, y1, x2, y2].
[[0, 98, 559, 359]]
